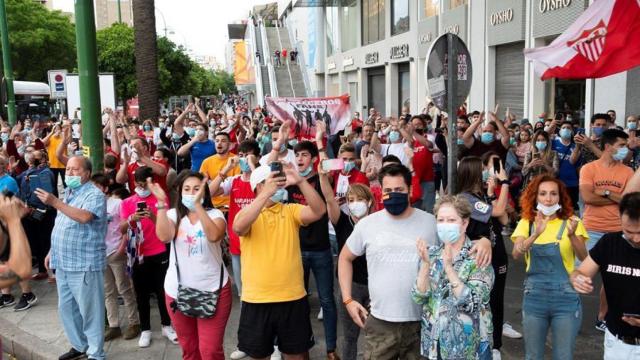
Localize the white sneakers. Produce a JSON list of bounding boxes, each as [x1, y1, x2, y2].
[[492, 349, 502, 360], [502, 323, 523, 339], [230, 349, 248, 359], [317, 308, 323, 320], [270, 346, 282, 360], [138, 330, 152, 348], [162, 325, 179, 344]]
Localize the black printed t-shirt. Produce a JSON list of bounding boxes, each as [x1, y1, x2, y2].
[[335, 211, 368, 285], [286, 174, 330, 252], [590, 232, 640, 338]]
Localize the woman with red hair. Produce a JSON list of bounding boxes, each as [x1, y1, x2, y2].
[[511, 174, 588, 359]]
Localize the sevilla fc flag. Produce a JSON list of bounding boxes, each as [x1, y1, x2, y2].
[[524, 0, 640, 80]]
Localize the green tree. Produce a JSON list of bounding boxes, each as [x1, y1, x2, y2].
[[96, 23, 136, 103], [157, 37, 193, 99], [0, 0, 76, 82]]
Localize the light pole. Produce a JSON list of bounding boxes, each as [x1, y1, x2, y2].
[[155, 7, 168, 37], [117, 0, 122, 23], [0, 0, 16, 126]]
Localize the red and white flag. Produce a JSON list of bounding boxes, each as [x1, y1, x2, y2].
[[524, 0, 640, 80]]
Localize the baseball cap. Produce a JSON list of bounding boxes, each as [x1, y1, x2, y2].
[[250, 165, 272, 191], [520, 118, 530, 125]]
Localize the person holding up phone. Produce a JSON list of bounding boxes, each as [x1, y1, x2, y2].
[[119, 166, 177, 348], [522, 130, 559, 188], [571, 192, 640, 359]]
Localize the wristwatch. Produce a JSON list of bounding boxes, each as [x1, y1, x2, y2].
[[499, 179, 511, 186], [603, 190, 611, 198]]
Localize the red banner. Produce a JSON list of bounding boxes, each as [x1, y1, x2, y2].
[[265, 94, 351, 139]]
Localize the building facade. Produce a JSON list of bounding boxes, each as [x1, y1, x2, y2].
[[94, 0, 134, 30], [279, 0, 639, 127]]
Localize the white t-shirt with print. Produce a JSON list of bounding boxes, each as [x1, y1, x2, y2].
[[164, 208, 228, 298]]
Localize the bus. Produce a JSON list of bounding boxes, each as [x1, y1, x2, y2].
[[2, 80, 53, 120]]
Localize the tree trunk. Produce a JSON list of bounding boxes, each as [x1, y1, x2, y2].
[[132, 0, 159, 121]]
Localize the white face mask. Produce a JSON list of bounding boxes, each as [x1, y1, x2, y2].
[[348, 201, 368, 218], [536, 203, 561, 216]]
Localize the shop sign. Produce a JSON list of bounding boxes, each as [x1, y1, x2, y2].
[[343, 57, 354, 68], [490, 8, 514, 26], [419, 33, 433, 44], [444, 24, 460, 35], [327, 62, 336, 70], [365, 52, 379, 64], [539, 0, 571, 13], [390, 44, 409, 60]]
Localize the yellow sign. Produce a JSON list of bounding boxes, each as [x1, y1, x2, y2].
[[234, 41, 255, 85], [82, 145, 90, 158]]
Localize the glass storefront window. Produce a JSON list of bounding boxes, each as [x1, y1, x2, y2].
[[341, 5, 358, 51], [399, 66, 410, 114], [392, 0, 409, 35], [326, 7, 339, 56], [423, 0, 439, 18], [450, 0, 466, 10], [362, 0, 385, 45]]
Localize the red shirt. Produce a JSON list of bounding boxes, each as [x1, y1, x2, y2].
[[282, 49, 288, 57], [332, 169, 370, 195], [412, 139, 434, 182], [126, 159, 169, 195], [225, 175, 255, 255], [351, 118, 363, 129]]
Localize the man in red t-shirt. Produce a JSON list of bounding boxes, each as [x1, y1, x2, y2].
[[332, 143, 369, 200], [410, 115, 435, 213], [115, 137, 169, 195]]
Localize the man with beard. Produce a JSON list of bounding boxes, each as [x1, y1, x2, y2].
[[200, 132, 240, 208]]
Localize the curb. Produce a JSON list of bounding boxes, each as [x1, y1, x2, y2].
[[0, 316, 63, 360]]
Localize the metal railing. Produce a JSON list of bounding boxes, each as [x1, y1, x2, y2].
[[260, 20, 278, 98], [275, 23, 296, 97], [284, 18, 312, 97], [248, 20, 264, 106]]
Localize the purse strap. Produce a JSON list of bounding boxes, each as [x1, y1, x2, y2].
[[172, 224, 225, 291]]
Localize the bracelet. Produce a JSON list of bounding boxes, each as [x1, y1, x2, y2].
[[343, 298, 354, 306], [156, 203, 166, 210]]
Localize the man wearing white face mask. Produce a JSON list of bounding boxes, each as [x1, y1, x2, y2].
[[579, 128, 634, 332], [233, 164, 326, 359]]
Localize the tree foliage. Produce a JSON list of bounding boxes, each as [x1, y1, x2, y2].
[[96, 23, 136, 101], [0, 0, 76, 82]]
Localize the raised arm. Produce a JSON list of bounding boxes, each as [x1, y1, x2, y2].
[[233, 172, 281, 236], [284, 163, 326, 225], [462, 112, 483, 148], [0, 196, 31, 287]]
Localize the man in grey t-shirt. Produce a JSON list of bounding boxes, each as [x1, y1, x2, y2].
[[338, 164, 437, 359]]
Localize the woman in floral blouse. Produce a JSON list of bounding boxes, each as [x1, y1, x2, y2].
[[412, 195, 495, 360]]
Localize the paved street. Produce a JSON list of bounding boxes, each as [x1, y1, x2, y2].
[[1, 240, 605, 359]]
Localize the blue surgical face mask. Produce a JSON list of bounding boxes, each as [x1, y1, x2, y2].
[[535, 141, 547, 151], [172, 133, 181, 141], [613, 146, 629, 161], [593, 126, 605, 137], [388, 131, 401, 143], [509, 137, 516, 146], [239, 157, 251, 173], [482, 169, 490, 182], [480, 132, 494, 144], [456, 139, 464, 145], [343, 161, 356, 173], [65, 175, 82, 189], [270, 188, 288, 203], [135, 187, 151, 198], [559, 128, 572, 140], [628, 122, 637, 130], [0, 133, 8, 142], [143, 125, 152, 131], [288, 139, 298, 147], [437, 223, 461, 244], [181, 194, 203, 211], [185, 127, 196, 137], [299, 165, 312, 177]]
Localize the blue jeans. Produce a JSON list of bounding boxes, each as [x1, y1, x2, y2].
[[576, 230, 605, 268], [302, 249, 337, 352], [56, 269, 106, 360], [522, 284, 582, 360], [231, 254, 242, 297], [420, 181, 436, 214]]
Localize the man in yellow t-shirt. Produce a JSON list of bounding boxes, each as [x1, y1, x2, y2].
[[199, 132, 239, 208], [43, 124, 66, 188], [233, 164, 326, 359]]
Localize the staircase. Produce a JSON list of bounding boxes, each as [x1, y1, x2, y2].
[[278, 28, 307, 97], [253, 22, 271, 99], [265, 27, 307, 98]]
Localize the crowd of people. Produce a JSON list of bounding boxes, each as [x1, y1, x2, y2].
[[0, 97, 639, 360]]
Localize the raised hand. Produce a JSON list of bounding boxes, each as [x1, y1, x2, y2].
[[416, 238, 430, 264], [534, 211, 548, 236], [146, 178, 167, 203], [193, 176, 208, 208]]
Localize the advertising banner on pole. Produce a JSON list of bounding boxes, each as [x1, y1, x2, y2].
[[265, 94, 351, 139]]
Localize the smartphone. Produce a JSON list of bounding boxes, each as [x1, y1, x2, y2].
[[533, 153, 541, 159], [270, 161, 284, 177], [136, 201, 147, 212], [576, 128, 586, 136], [623, 313, 640, 318], [29, 174, 53, 194], [321, 159, 345, 172], [492, 158, 501, 174]]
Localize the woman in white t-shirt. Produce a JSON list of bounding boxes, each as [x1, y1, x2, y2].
[[150, 171, 230, 360]]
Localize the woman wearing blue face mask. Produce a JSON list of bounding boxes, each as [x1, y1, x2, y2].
[[412, 195, 495, 360], [522, 130, 558, 188]]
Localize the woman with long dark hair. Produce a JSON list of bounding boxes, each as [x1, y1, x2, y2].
[[456, 156, 512, 359], [511, 174, 587, 359], [522, 130, 559, 187], [151, 171, 231, 360]]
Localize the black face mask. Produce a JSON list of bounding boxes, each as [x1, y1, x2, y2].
[[415, 128, 425, 135], [32, 159, 41, 167], [383, 192, 410, 216]]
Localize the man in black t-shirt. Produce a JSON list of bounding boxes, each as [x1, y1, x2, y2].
[[571, 192, 640, 358], [286, 141, 339, 359], [460, 111, 510, 162]]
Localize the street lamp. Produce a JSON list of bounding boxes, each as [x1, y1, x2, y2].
[[155, 7, 168, 37]]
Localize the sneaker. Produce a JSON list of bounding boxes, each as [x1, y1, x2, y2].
[[14, 292, 37, 311], [138, 330, 152, 348], [104, 327, 121, 341], [595, 319, 607, 332], [162, 325, 178, 344], [502, 322, 523, 339], [0, 294, 15, 308], [317, 308, 323, 320], [492, 349, 502, 360], [230, 349, 248, 359], [271, 346, 282, 360], [123, 324, 141, 340], [58, 348, 86, 360]]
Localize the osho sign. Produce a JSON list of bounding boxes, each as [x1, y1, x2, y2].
[[48, 70, 68, 99]]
